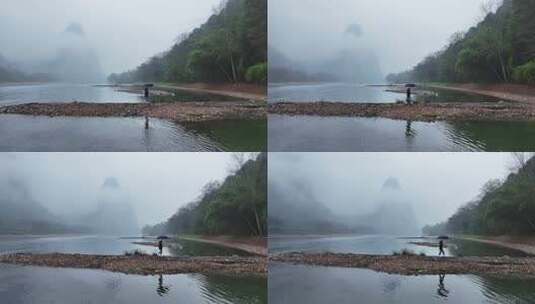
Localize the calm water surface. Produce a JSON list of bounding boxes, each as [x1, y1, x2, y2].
[[269, 235, 534, 304], [268, 83, 504, 104], [0, 264, 266, 304], [269, 115, 535, 152], [0, 235, 249, 257], [0, 84, 266, 151], [269, 235, 528, 257], [0, 236, 266, 304], [0, 83, 144, 105], [270, 263, 535, 304]]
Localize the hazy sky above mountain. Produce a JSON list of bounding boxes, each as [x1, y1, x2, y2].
[[270, 153, 514, 227], [0, 0, 220, 75], [1, 153, 238, 226], [269, 0, 492, 75]]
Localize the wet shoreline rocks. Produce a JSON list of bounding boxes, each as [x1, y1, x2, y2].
[[0, 253, 267, 276], [268, 101, 535, 122], [271, 252, 535, 276], [0, 101, 266, 123]]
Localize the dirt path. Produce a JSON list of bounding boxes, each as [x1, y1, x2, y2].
[[456, 236, 535, 256], [178, 236, 267, 257], [156, 83, 267, 102], [272, 252, 535, 276], [429, 83, 535, 104], [269, 101, 535, 122], [0, 101, 266, 122], [0, 253, 266, 276]]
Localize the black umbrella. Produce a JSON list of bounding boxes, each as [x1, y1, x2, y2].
[[405, 83, 417, 88], [157, 235, 169, 240], [437, 235, 450, 240]]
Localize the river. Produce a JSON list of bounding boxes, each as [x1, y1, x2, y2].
[[269, 235, 535, 304], [0, 83, 266, 152], [0, 235, 266, 304], [268, 83, 504, 104], [269, 115, 535, 152]]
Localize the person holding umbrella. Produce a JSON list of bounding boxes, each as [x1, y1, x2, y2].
[[157, 235, 168, 256], [405, 83, 416, 104]]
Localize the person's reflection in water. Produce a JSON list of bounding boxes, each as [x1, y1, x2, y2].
[[405, 120, 416, 138], [156, 274, 171, 297], [437, 273, 450, 298]]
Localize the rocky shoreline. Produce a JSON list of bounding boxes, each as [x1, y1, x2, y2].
[[271, 252, 535, 276], [0, 101, 266, 123], [268, 101, 535, 122], [0, 253, 266, 276]]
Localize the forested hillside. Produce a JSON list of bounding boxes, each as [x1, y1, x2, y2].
[[387, 0, 535, 84], [142, 153, 267, 237], [424, 155, 535, 236], [109, 0, 267, 85]]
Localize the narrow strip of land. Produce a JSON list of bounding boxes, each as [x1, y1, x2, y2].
[[429, 83, 535, 104], [456, 236, 535, 256], [0, 253, 266, 276], [178, 236, 268, 257], [0, 101, 266, 122], [269, 101, 535, 122], [156, 83, 267, 102], [271, 252, 535, 276]]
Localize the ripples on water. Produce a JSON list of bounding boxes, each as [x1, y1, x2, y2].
[[269, 115, 535, 152], [0, 83, 144, 105], [269, 83, 404, 103], [0, 115, 222, 152], [269, 263, 535, 304], [268, 83, 505, 104], [0, 264, 266, 304]]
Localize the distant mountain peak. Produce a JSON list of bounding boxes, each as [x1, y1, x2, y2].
[[382, 177, 401, 191]]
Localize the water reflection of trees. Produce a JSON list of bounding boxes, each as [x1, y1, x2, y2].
[[196, 273, 267, 304]]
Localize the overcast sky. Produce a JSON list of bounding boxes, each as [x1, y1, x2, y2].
[[269, 0, 491, 74], [270, 153, 514, 226], [0, 0, 220, 75], [2, 153, 236, 226]]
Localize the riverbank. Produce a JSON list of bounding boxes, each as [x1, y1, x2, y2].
[[157, 83, 267, 102], [0, 101, 266, 123], [456, 235, 535, 256], [429, 83, 535, 104], [0, 253, 266, 276], [271, 252, 535, 276], [269, 101, 535, 122], [178, 235, 267, 257]]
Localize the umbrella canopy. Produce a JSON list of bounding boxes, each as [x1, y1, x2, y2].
[[437, 235, 450, 240], [157, 235, 169, 240], [405, 83, 417, 88]]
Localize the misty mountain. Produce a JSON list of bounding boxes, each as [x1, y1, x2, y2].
[[0, 53, 53, 83], [41, 47, 104, 83], [75, 178, 139, 235], [269, 47, 383, 83], [269, 177, 419, 236], [312, 49, 383, 83], [268, 47, 337, 83], [0, 177, 85, 234], [268, 181, 367, 235]]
